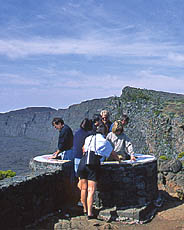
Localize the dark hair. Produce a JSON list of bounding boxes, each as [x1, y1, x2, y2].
[[52, 117, 64, 126], [93, 114, 102, 123], [80, 118, 93, 131], [121, 114, 129, 123], [96, 123, 107, 136]]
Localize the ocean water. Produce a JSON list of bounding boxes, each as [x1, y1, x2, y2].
[[0, 136, 51, 176]]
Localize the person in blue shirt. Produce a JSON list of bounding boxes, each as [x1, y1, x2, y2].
[[73, 118, 93, 174]]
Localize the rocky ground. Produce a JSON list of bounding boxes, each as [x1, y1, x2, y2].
[[30, 191, 184, 230]]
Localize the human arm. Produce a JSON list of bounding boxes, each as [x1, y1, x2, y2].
[[130, 155, 136, 161], [82, 145, 85, 155], [48, 150, 62, 159], [110, 150, 121, 162], [124, 136, 136, 161], [127, 143, 136, 161]]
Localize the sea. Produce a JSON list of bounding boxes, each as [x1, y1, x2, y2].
[[0, 136, 51, 176]]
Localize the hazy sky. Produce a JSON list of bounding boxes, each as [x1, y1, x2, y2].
[[1, 0, 184, 112]]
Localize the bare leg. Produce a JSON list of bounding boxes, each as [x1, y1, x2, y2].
[[77, 178, 81, 190], [80, 179, 88, 213], [87, 180, 96, 216]]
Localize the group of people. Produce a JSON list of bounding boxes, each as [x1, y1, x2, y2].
[[50, 110, 136, 219]]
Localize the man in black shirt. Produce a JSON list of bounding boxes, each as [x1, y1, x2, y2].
[[50, 117, 73, 160]]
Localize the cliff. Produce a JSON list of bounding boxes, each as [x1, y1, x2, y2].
[[116, 87, 184, 157], [0, 86, 184, 157]]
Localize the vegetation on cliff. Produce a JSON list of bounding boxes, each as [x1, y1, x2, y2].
[[109, 86, 184, 158], [0, 170, 16, 180], [0, 86, 183, 160]]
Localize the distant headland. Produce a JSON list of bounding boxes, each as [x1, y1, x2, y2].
[[0, 86, 184, 158]]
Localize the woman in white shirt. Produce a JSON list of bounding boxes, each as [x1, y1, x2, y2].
[[77, 123, 120, 219], [106, 120, 136, 161]]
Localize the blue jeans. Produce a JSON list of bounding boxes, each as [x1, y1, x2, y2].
[[59, 149, 74, 160], [74, 158, 81, 175]]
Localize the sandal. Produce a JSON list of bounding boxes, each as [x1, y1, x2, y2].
[[87, 215, 96, 220]]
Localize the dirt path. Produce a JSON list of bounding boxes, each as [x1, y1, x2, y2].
[[29, 198, 184, 230]]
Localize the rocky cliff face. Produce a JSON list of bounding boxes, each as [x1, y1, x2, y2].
[[0, 98, 112, 151], [115, 87, 184, 158], [0, 87, 184, 157]]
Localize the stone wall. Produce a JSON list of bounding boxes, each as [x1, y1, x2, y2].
[[0, 162, 77, 229], [94, 160, 159, 222], [158, 159, 184, 200], [95, 161, 158, 208], [0, 157, 160, 228]]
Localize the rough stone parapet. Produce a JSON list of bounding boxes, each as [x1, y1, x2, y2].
[[0, 155, 160, 228], [158, 159, 184, 200], [30, 155, 159, 224], [29, 156, 71, 172], [0, 162, 76, 229], [93, 159, 159, 223]]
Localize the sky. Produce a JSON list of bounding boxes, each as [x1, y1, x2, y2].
[[0, 0, 184, 112]]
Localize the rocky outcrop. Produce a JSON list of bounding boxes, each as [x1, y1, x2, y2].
[[0, 86, 184, 157], [110, 87, 184, 158], [158, 159, 184, 200]]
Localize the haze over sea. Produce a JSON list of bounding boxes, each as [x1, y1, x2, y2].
[[0, 137, 50, 176]]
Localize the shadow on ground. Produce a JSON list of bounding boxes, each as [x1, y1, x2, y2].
[[26, 190, 184, 230]]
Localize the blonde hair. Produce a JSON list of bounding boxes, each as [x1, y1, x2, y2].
[[112, 120, 123, 134]]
